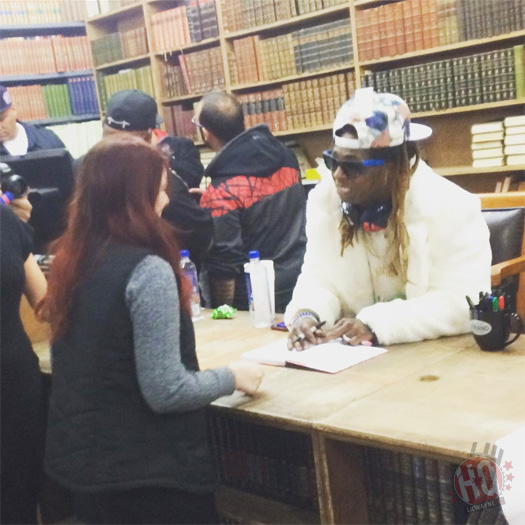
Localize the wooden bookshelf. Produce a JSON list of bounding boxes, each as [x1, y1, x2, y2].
[[81, 0, 525, 191], [435, 165, 525, 177]]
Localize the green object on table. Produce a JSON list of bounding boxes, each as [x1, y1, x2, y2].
[[212, 304, 237, 319]]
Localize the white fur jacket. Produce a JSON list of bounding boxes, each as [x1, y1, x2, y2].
[[284, 160, 492, 345]]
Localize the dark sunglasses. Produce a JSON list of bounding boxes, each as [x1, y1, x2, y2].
[[323, 149, 385, 178]]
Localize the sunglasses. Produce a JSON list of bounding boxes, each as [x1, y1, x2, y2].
[[323, 150, 385, 178], [191, 115, 203, 128]]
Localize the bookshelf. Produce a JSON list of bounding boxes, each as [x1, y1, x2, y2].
[[0, 17, 99, 125], [82, 0, 525, 190]]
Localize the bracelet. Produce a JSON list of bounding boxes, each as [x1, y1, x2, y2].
[[290, 309, 320, 326]]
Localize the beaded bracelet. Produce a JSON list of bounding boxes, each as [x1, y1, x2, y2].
[[290, 309, 320, 326]]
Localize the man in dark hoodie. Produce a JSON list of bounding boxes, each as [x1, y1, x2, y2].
[[196, 90, 306, 312]]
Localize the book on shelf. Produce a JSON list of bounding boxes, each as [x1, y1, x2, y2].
[[472, 131, 505, 143], [471, 121, 504, 135], [472, 147, 504, 160], [505, 125, 525, 136], [504, 115, 525, 128], [472, 157, 505, 168], [504, 134, 525, 146], [504, 145, 525, 156], [471, 140, 503, 151], [242, 338, 387, 374], [506, 154, 525, 166]]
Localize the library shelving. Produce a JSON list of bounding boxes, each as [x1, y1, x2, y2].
[[0, 16, 99, 125], [83, 0, 524, 191]]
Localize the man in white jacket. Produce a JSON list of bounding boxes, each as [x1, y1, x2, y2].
[[285, 88, 492, 348]]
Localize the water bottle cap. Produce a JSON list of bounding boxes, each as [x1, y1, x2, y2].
[[180, 249, 190, 258], [249, 250, 260, 259]]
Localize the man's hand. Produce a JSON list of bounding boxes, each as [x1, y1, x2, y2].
[[9, 196, 32, 222], [324, 317, 374, 346], [287, 317, 326, 351]]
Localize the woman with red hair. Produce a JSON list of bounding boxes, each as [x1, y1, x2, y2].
[[40, 135, 263, 524]]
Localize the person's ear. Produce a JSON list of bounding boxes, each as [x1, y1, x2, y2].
[[202, 127, 211, 143], [145, 130, 153, 143]]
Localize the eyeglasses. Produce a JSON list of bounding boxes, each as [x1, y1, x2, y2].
[[323, 149, 385, 179], [191, 115, 203, 129]]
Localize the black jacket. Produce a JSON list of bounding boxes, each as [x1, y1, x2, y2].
[[200, 124, 306, 312], [45, 244, 216, 493], [0, 121, 65, 156], [158, 135, 204, 189]]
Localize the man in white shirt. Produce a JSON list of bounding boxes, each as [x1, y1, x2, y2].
[[0, 85, 65, 156]]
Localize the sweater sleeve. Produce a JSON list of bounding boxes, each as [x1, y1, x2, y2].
[[125, 255, 236, 413]]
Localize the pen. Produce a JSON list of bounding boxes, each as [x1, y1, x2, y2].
[[291, 320, 326, 344]]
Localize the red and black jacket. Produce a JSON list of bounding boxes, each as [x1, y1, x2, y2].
[[200, 124, 306, 312]]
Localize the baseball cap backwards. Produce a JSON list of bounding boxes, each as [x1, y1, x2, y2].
[[0, 86, 13, 114], [333, 87, 432, 149], [105, 89, 160, 131]]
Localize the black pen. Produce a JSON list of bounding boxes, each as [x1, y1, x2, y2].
[[291, 320, 326, 345]]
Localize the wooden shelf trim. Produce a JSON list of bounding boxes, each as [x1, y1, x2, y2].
[[215, 486, 320, 525], [0, 70, 94, 83], [412, 98, 525, 118], [353, 0, 404, 7], [87, 2, 143, 23], [223, 4, 350, 40], [0, 21, 86, 36], [154, 37, 220, 57], [231, 63, 355, 92], [435, 165, 525, 177], [161, 92, 209, 104], [274, 124, 332, 137], [94, 53, 150, 71], [27, 114, 101, 126], [360, 29, 525, 67]]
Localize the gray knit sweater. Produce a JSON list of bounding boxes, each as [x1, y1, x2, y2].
[[124, 255, 236, 413]]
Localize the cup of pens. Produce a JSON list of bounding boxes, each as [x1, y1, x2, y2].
[[467, 293, 523, 351]]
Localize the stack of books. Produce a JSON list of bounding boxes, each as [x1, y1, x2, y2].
[[504, 115, 525, 166], [471, 120, 505, 168], [91, 28, 148, 67]]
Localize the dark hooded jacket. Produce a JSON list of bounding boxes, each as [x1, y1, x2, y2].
[[200, 124, 306, 312]]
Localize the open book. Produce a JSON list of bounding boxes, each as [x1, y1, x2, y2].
[[242, 338, 387, 374]]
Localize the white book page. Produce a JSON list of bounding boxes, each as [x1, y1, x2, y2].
[[242, 338, 387, 374]]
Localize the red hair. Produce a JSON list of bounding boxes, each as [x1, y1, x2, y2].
[[41, 134, 192, 341]]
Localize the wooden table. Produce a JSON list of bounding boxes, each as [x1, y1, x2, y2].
[[194, 311, 525, 524], [32, 310, 525, 524]]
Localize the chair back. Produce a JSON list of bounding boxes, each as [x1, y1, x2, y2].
[[478, 192, 525, 319]]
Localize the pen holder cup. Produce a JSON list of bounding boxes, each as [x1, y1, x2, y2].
[[471, 311, 523, 351]]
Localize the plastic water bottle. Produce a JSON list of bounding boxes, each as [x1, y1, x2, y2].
[[180, 250, 201, 320], [247, 250, 273, 328]]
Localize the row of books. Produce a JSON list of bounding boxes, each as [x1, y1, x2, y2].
[[97, 65, 154, 111], [92, 0, 137, 16], [362, 45, 525, 114], [229, 19, 353, 86], [47, 119, 102, 159], [0, 0, 88, 24], [219, 0, 348, 33], [363, 447, 463, 524], [471, 115, 525, 168], [90, 28, 148, 67], [7, 76, 99, 121], [0, 35, 93, 77], [208, 413, 319, 510], [356, 0, 524, 62], [150, 0, 219, 53], [236, 71, 354, 133], [161, 46, 225, 99]]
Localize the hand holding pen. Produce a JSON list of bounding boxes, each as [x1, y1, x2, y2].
[[287, 319, 327, 351]]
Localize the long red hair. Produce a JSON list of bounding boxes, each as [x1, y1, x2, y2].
[[41, 134, 192, 341]]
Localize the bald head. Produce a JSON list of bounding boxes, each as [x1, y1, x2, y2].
[[198, 90, 245, 146]]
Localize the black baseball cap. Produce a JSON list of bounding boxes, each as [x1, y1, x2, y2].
[[104, 89, 162, 131]]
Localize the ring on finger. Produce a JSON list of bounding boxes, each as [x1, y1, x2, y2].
[[342, 334, 352, 344]]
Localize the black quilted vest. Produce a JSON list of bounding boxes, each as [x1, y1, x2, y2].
[[45, 244, 216, 493]]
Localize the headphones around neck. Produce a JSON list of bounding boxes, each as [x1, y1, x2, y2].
[[341, 201, 392, 232]]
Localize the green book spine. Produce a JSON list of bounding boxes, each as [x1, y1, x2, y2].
[[42, 85, 53, 118]]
